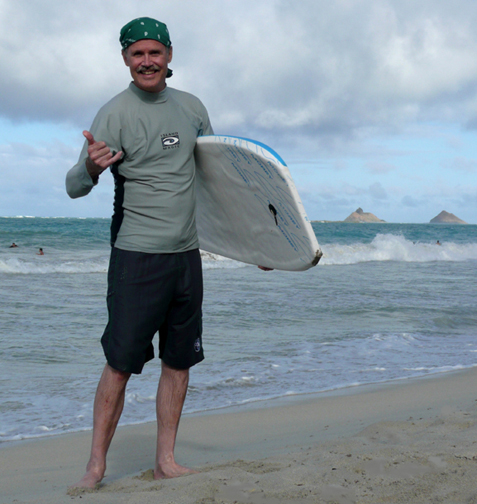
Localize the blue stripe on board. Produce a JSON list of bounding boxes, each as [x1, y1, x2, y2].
[[201, 135, 287, 166]]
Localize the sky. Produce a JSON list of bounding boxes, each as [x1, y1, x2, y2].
[[1, 0, 476, 223]]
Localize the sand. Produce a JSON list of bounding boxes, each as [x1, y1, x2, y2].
[[2, 368, 477, 504]]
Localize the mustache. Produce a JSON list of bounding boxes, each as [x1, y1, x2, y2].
[[137, 64, 161, 73]]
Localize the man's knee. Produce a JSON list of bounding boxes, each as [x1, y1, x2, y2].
[[105, 363, 131, 383], [161, 361, 189, 383]]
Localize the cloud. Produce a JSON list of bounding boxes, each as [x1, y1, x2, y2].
[[366, 161, 397, 174], [441, 156, 477, 173], [402, 195, 420, 207], [2, 0, 477, 149], [369, 182, 388, 200], [0, 138, 114, 216], [1, 0, 477, 222]]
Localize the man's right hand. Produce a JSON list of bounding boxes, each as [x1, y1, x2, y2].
[[83, 130, 123, 181]]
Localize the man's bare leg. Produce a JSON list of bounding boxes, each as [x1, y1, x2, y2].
[[70, 364, 131, 489], [154, 361, 196, 479]]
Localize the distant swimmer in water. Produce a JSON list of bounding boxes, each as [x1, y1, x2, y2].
[[37, 248, 44, 255], [436, 240, 441, 246], [9, 243, 18, 248]]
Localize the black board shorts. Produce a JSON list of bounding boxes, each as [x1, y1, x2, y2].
[[101, 247, 204, 374]]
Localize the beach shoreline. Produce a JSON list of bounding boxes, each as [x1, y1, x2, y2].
[[2, 367, 477, 504]]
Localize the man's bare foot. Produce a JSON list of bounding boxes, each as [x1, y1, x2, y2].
[[67, 467, 104, 494], [154, 461, 198, 479]]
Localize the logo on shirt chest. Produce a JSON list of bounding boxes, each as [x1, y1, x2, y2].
[[161, 132, 180, 150]]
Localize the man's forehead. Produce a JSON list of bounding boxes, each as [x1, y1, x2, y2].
[[126, 39, 169, 52]]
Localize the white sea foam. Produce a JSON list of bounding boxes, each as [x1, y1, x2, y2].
[[200, 251, 245, 269], [403, 364, 466, 373], [0, 250, 245, 274], [2, 233, 474, 275], [321, 234, 477, 265], [0, 255, 109, 274]]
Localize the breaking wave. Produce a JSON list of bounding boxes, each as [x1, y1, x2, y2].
[[320, 234, 477, 265]]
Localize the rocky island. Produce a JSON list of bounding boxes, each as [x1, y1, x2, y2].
[[430, 211, 467, 224], [343, 208, 385, 223]]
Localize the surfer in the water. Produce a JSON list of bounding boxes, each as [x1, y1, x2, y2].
[[66, 17, 214, 490]]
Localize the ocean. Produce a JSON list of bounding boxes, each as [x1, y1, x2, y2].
[[0, 216, 476, 442]]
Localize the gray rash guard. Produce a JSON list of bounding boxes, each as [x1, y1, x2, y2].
[[66, 83, 213, 253]]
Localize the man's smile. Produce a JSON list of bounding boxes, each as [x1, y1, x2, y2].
[[138, 65, 160, 75]]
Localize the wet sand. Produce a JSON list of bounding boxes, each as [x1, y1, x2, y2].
[[2, 367, 477, 503]]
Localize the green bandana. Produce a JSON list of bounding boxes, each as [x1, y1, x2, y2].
[[120, 17, 173, 78], [120, 17, 172, 50]]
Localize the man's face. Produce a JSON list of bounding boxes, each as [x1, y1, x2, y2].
[[122, 39, 173, 93]]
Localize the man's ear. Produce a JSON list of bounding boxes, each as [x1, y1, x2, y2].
[[168, 46, 173, 64], [122, 49, 130, 67]]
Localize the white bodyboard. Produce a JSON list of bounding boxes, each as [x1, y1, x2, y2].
[[194, 135, 322, 271]]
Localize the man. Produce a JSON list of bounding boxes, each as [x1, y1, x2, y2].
[[66, 17, 213, 489]]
